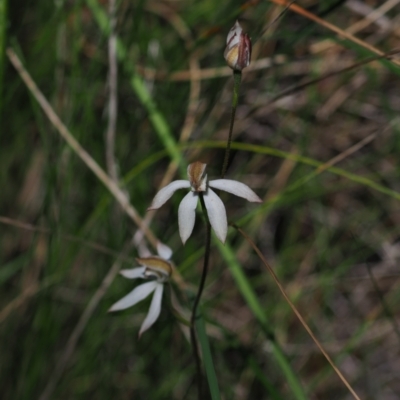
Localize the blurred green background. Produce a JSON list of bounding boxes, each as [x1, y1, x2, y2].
[[2, 0, 400, 399]]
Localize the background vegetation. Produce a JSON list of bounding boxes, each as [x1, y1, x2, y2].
[[1, 0, 400, 399]]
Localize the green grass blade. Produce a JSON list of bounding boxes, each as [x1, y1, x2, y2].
[[122, 141, 400, 202], [215, 240, 309, 400], [127, 73, 185, 174], [248, 356, 285, 400], [193, 141, 400, 201], [0, 253, 27, 284], [196, 313, 221, 400], [80, 136, 400, 239]]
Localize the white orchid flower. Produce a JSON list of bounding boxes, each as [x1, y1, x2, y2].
[[109, 243, 173, 337], [148, 162, 262, 244]]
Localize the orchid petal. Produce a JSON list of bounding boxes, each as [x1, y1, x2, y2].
[[137, 241, 152, 258], [226, 20, 241, 47], [209, 179, 262, 202], [178, 191, 198, 244], [139, 283, 164, 337], [120, 266, 146, 279], [147, 180, 191, 210], [204, 189, 228, 243], [156, 241, 173, 260], [109, 281, 157, 312]]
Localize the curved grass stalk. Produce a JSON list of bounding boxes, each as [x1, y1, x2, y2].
[[122, 140, 400, 203], [193, 140, 400, 202], [129, 139, 400, 207]]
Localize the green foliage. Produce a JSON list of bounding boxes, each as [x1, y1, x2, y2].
[[2, 1, 400, 399]]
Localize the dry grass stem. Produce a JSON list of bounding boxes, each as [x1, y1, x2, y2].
[[271, 0, 400, 66], [6, 48, 159, 250], [38, 244, 131, 400], [235, 226, 362, 400]]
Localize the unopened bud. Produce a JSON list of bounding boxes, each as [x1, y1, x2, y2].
[[224, 20, 252, 71]]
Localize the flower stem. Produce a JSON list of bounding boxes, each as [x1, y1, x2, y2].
[[190, 193, 212, 399], [221, 70, 242, 178]]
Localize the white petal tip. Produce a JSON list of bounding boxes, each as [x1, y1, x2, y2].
[[157, 242, 173, 260], [216, 232, 227, 244], [138, 327, 149, 338], [179, 223, 193, 244]]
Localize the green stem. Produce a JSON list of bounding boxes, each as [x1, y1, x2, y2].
[[196, 314, 221, 400], [221, 70, 241, 178], [190, 193, 212, 399]]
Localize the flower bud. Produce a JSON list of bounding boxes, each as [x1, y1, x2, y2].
[[224, 20, 252, 71]]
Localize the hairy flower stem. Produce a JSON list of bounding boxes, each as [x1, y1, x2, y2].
[[221, 70, 242, 178], [190, 193, 212, 399]]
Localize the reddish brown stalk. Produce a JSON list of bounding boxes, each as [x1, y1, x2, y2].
[[270, 0, 400, 67], [233, 224, 362, 400]]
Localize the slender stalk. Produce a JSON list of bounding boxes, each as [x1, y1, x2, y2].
[[215, 239, 308, 400], [221, 70, 241, 178], [190, 193, 212, 399], [190, 65, 242, 398], [233, 224, 361, 400], [191, 195, 211, 319], [190, 47, 242, 400]]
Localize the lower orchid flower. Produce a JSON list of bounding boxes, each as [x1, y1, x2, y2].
[[109, 243, 173, 337], [148, 162, 262, 244]]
